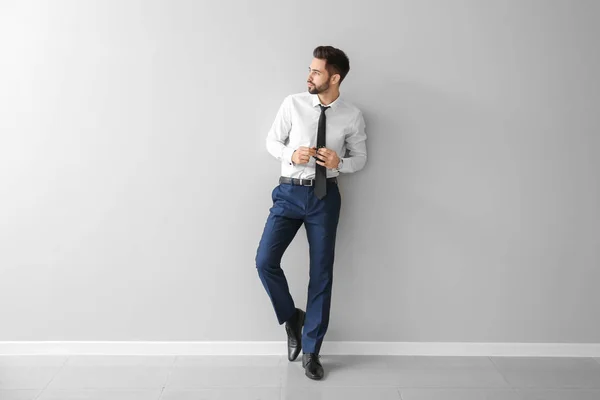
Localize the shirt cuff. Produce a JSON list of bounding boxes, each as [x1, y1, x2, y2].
[[282, 146, 295, 166]]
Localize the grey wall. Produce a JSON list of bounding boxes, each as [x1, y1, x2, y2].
[[1, 0, 599, 344]]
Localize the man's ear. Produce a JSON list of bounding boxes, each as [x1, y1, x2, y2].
[[330, 73, 340, 86]]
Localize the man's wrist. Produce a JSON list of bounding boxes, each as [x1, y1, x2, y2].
[[284, 147, 296, 166]]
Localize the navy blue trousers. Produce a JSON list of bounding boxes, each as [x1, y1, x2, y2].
[[255, 180, 341, 355]]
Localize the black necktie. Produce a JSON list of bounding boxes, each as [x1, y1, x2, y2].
[[315, 104, 330, 199]]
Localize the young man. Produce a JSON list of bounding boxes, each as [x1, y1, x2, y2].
[[255, 46, 367, 380]]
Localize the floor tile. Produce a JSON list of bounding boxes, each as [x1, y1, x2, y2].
[[333, 355, 497, 370], [490, 357, 600, 389], [282, 386, 401, 399], [64, 356, 175, 367], [166, 366, 282, 389], [282, 356, 508, 388], [166, 356, 282, 388], [399, 388, 519, 399], [515, 389, 600, 399], [0, 356, 67, 367], [0, 356, 66, 390], [4, 354, 598, 398], [37, 388, 162, 400], [160, 387, 281, 400], [0, 390, 42, 400], [45, 356, 174, 389], [174, 355, 282, 367]]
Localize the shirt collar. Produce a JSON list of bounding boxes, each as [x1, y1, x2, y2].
[[312, 93, 342, 110]]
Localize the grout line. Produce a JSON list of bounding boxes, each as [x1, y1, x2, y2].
[[33, 355, 70, 400], [488, 356, 512, 388], [33, 387, 46, 400], [157, 355, 178, 400], [396, 387, 404, 399], [279, 355, 284, 390]]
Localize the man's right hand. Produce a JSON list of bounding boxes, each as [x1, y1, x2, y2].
[[292, 146, 317, 165]]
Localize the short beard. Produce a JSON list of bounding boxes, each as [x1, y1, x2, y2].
[[308, 81, 329, 94]]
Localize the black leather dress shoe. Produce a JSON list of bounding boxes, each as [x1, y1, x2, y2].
[[285, 308, 305, 361], [302, 353, 324, 380]]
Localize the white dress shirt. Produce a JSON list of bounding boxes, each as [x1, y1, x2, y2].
[[266, 91, 367, 179]]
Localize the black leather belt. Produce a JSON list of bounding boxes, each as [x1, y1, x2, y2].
[[279, 176, 337, 186]]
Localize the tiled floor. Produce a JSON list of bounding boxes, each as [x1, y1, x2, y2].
[[1, 355, 600, 399]]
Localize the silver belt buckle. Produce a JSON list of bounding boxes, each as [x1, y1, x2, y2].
[[305, 179, 313, 186]]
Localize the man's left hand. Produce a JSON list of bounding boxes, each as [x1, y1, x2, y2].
[[314, 147, 340, 169]]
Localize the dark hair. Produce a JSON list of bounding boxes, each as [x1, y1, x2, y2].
[[313, 46, 350, 84]]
